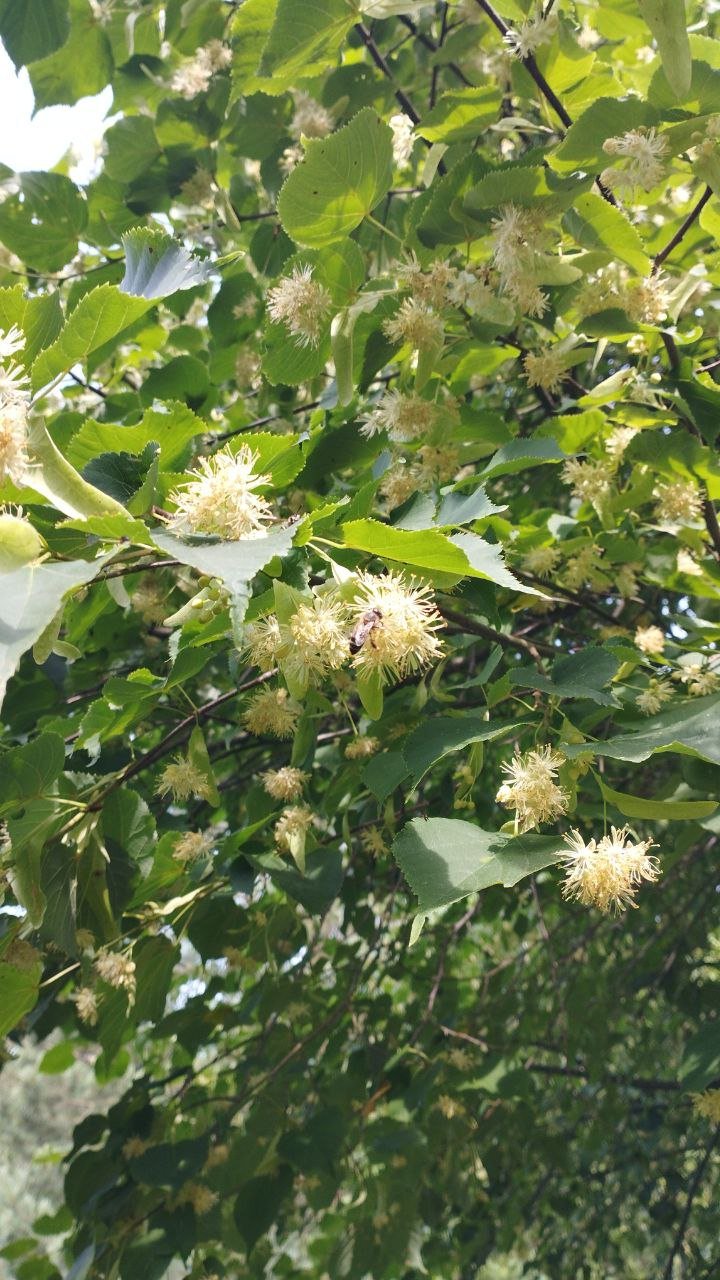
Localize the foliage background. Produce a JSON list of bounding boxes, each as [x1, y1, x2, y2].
[[1, 0, 720, 1276]]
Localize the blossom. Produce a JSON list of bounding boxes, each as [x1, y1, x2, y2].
[[179, 166, 215, 207], [693, 1090, 720, 1123], [383, 299, 444, 351], [634, 625, 665, 657], [676, 663, 720, 696], [522, 545, 560, 577], [95, 952, 137, 999], [266, 264, 332, 347], [417, 443, 460, 484], [173, 831, 214, 862], [171, 41, 232, 98], [234, 349, 261, 388], [122, 1136, 151, 1159], [176, 1182, 218, 1214], [205, 1143, 230, 1169], [624, 275, 669, 325], [616, 563, 640, 597], [0, 397, 29, 483], [504, 10, 558, 58], [164, 446, 272, 541], [361, 390, 438, 442], [157, 757, 213, 804], [562, 544, 606, 591], [601, 128, 669, 193], [378, 460, 422, 510], [605, 426, 638, 462], [0, 361, 30, 398], [389, 112, 415, 168], [274, 804, 314, 853], [290, 92, 333, 139], [654, 478, 703, 525], [437, 1093, 465, 1118], [491, 205, 548, 317], [345, 735, 380, 760], [450, 269, 496, 313], [0, 325, 25, 360], [243, 686, 301, 738], [73, 987, 99, 1026], [524, 347, 568, 395], [360, 826, 388, 857], [131, 581, 168, 624], [677, 549, 702, 577], [397, 255, 458, 308], [261, 766, 308, 801], [496, 746, 568, 833], [636, 679, 672, 715], [279, 143, 303, 175], [284, 594, 350, 685], [562, 458, 614, 507], [349, 571, 444, 683], [560, 826, 660, 913], [245, 614, 284, 670]]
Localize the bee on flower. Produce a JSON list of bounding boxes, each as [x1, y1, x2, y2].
[[348, 572, 444, 684]]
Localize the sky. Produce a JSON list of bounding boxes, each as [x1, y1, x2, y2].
[[0, 42, 112, 181]]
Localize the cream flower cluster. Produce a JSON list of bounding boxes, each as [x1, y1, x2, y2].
[[165, 446, 272, 541], [491, 205, 549, 317], [389, 113, 415, 168], [601, 128, 669, 194], [496, 746, 568, 833], [243, 686, 302, 738], [560, 827, 660, 913], [171, 40, 232, 98], [156, 756, 214, 803], [245, 573, 444, 694], [383, 298, 444, 351], [504, 10, 558, 58], [290, 92, 333, 140], [653, 478, 703, 526], [266, 264, 332, 348], [0, 324, 31, 485], [262, 766, 308, 801], [361, 390, 438, 443]]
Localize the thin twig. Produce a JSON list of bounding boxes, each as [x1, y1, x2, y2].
[[662, 1127, 720, 1280], [654, 186, 712, 272]]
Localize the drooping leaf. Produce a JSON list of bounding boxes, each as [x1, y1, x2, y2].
[[392, 818, 565, 912], [120, 228, 214, 300]]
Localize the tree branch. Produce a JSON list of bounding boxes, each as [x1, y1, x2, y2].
[[662, 1127, 720, 1280], [654, 186, 712, 273], [354, 23, 423, 126]]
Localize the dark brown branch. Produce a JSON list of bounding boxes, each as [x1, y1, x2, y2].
[[662, 1127, 720, 1280], [354, 23, 423, 127], [398, 15, 473, 87], [654, 186, 712, 272], [439, 603, 553, 660], [85, 670, 276, 811], [473, 0, 571, 127]]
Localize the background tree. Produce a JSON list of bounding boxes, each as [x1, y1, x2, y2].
[[1, 0, 720, 1276]]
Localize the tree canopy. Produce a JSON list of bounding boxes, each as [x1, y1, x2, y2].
[[1, 0, 720, 1276]]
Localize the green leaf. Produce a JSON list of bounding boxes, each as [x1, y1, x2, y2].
[[0, 733, 65, 811], [403, 717, 523, 788], [509, 647, 621, 708], [104, 119, 161, 184], [0, 172, 86, 272], [249, 848, 344, 914], [258, 0, 354, 86], [0, 957, 43, 1038], [68, 402, 204, 472], [418, 85, 501, 144], [31, 284, 151, 391], [133, 936, 179, 1023], [679, 1023, 720, 1091], [0, 0, 69, 68], [563, 694, 720, 765], [552, 98, 660, 172], [600, 783, 717, 821], [563, 192, 651, 275], [0, 555, 110, 708], [151, 526, 296, 628], [120, 228, 214, 299], [128, 1138, 208, 1190], [361, 751, 410, 802], [638, 0, 692, 99], [392, 817, 564, 912], [24, 421, 127, 519], [277, 109, 394, 248], [480, 438, 568, 480], [342, 517, 473, 576], [27, 0, 112, 109]]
